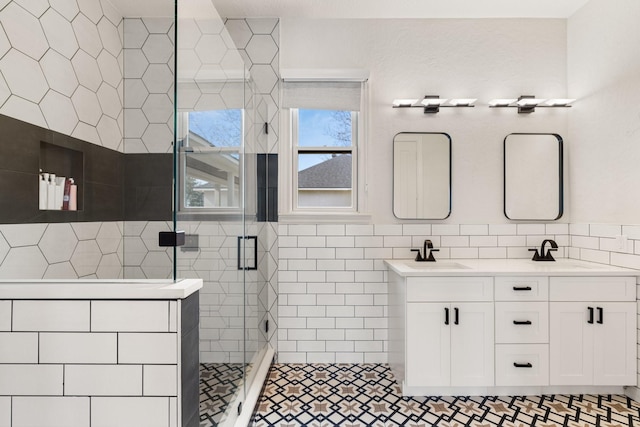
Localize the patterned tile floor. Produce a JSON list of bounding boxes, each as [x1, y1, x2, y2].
[[250, 364, 640, 427], [200, 363, 244, 427]]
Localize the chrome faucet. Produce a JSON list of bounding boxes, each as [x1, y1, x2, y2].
[[529, 239, 558, 261], [411, 239, 440, 262]]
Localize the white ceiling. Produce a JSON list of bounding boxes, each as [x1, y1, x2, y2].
[[107, 0, 589, 19]]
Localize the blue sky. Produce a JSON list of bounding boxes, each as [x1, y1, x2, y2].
[[298, 109, 351, 170]]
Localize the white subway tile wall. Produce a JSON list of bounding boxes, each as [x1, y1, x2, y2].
[[278, 223, 574, 363], [12, 397, 89, 427], [0, 302, 10, 331], [0, 397, 8, 427], [0, 333, 39, 363], [39, 333, 117, 364], [118, 333, 177, 364], [91, 397, 170, 427], [0, 298, 181, 426], [64, 365, 143, 396], [91, 301, 170, 332], [12, 301, 90, 331], [143, 365, 178, 396], [0, 365, 63, 395]]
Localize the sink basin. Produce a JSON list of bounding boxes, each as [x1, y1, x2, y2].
[[402, 261, 471, 270]]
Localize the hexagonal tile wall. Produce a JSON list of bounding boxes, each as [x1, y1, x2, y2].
[[0, 1, 127, 281], [123, 18, 175, 154], [0, 0, 124, 152]]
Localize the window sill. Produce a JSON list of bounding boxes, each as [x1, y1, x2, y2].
[[278, 212, 372, 224]]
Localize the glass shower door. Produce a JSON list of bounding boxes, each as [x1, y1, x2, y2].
[[174, 1, 269, 425]]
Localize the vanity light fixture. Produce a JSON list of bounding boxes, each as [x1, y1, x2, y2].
[[489, 95, 576, 114], [392, 99, 420, 107], [392, 95, 476, 114], [543, 98, 576, 107]]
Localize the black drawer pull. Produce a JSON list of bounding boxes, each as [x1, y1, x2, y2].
[[513, 362, 533, 368], [513, 320, 532, 325], [597, 307, 603, 324], [444, 307, 449, 325], [513, 286, 532, 291], [454, 307, 459, 325], [587, 306, 594, 324]]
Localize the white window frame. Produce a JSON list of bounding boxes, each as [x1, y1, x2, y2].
[[291, 108, 358, 213], [279, 78, 370, 223]]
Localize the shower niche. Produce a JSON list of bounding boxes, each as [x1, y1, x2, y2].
[[39, 141, 84, 212]]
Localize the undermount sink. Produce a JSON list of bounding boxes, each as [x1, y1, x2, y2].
[[402, 260, 471, 270]]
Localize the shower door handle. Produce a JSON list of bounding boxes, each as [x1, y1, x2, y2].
[[237, 235, 258, 270]]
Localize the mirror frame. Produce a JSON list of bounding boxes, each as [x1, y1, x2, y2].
[[392, 132, 452, 220], [503, 133, 564, 221]]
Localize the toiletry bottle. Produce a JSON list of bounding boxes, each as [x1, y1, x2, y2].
[[47, 173, 57, 210], [39, 171, 48, 210], [55, 176, 65, 210], [69, 178, 77, 211], [62, 178, 71, 210]]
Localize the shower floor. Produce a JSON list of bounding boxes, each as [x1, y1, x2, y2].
[[200, 363, 244, 427]]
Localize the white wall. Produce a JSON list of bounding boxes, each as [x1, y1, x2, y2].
[[567, 0, 640, 224], [281, 18, 570, 224]]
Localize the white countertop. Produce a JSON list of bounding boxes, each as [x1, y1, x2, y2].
[[0, 278, 203, 299], [384, 258, 639, 277]]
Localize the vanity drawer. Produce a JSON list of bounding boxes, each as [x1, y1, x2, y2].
[[406, 277, 493, 302], [495, 302, 548, 343], [495, 344, 549, 386], [495, 277, 548, 301], [549, 277, 636, 302]]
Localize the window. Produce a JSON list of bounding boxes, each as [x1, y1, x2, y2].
[[281, 75, 368, 220], [179, 109, 243, 211], [293, 109, 357, 210]]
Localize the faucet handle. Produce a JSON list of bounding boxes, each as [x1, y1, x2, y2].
[[410, 248, 424, 261]]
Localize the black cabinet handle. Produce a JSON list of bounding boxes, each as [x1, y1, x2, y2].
[[513, 320, 532, 325], [513, 362, 533, 368], [587, 306, 594, 324], [597, 307, 603, 324], [444, 307, 449, 325], [513, 286, 532, 291], [454, 307, 459, 325]]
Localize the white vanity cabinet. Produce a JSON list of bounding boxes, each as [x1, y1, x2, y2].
[[390, 274, 494, 394], [407, 302, 494, 387], [386, 259, 638, 397], [549, 277, 636, 386]]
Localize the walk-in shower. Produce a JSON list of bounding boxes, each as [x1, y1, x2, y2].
[[0, 0, 273, 425]]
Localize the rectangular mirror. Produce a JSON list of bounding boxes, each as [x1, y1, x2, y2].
[[504, 133, 563, 220], [393, 132, 451, 219]]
